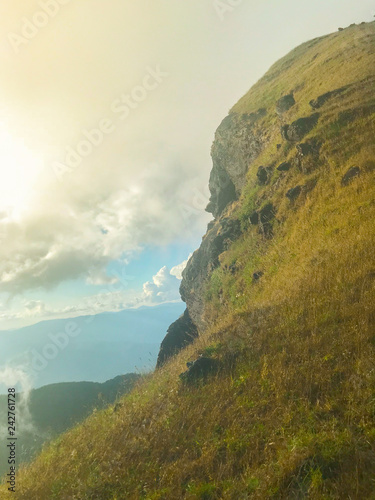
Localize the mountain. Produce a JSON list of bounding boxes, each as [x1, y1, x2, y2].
[[0, 374, 140, 479], [0, 302, 185, 390], [2, 22, 375, 499]]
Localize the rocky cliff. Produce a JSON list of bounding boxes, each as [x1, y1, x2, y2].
[[158, 20, 375, 365]]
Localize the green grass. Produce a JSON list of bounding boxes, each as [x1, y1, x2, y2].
[[2, 21, 375, 500]]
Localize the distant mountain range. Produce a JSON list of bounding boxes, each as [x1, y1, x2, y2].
[[0, 373, 140, 478], [0, 302, 185, 390]]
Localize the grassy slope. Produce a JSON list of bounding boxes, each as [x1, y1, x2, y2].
[[0, 374, 140, 478], [2, 23, 375, 499]]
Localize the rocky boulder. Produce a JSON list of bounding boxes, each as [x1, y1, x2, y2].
[[341, 166, 361, 186], [294, 138, 322, 173], [156, 309, 198, 368], [277, 161, 292, 172], [257, 165, 272, 185], [249, 211, 259, 225], [252, 271, 264, 282], [276, 94, 296, 114], [282, 113, 320, 142], [286, 185, 302, 201], [179, 356, 221, 385], [296, 138, 322, 158], [250, 203, 276, 237], [309, 86, 348, 109]]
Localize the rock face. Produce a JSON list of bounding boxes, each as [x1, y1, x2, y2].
[[206, 111, 266, 218], [158, 97, 318, 359], [180, 218, 242, 331], [156, 309, 198, 367]]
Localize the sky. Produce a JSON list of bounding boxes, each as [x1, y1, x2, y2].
[[0, 0, 373, 329]]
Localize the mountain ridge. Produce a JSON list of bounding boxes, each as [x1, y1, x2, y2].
[[0, 374, 140, 479]]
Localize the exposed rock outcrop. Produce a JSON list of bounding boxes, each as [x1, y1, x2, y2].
[[179, 356, 221, 385], [294, 138, 322, 173], [282, 113, 320, 142], [341, 166, 361, 186], [296, 139, 321, 157], [277, 161, 292, 172], [337, 103, 375, 126], [286, 185, 302, 201], [156, 309, 198, 367], [206, 111, 266, 218], [276, 94, 296, 114], [252, 271, 264, 282], [257, 165, 272, 185], [250, 203, 276, 237], [180, 218, 242, 330], [309, 86, 348, 109]]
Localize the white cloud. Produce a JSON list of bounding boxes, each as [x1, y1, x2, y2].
[[0, 157, 210, 296], [143, 266, 181, 303], [0, 366, 37, 435], [170, 253, 192, 280]]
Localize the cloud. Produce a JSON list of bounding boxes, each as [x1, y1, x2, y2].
[[170, 253, 192, 280], [143, 266, 181, 303], [0, 2, 220, 298], [0, 156, 210, 296], [0, 366, 35, 435]]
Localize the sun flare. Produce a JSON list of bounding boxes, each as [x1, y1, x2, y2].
[[0, 124, 43, 218]]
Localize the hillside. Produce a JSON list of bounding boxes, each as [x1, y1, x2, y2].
[[2, 21, 375, 499], [0, 374, 140, 478]]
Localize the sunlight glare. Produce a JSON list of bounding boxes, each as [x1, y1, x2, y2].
[[0, 124, 44, 218]]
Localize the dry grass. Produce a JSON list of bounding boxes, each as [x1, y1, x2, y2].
[[1, 22, 375, 500]]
